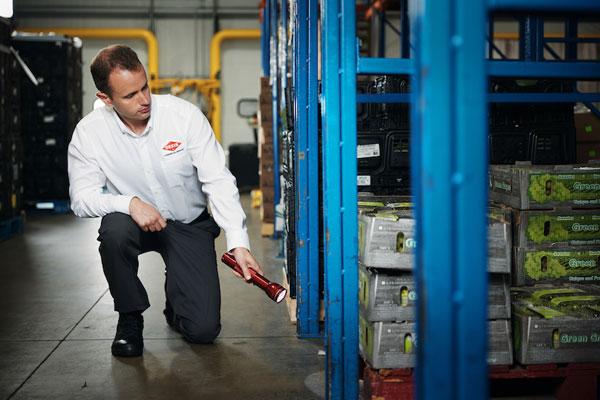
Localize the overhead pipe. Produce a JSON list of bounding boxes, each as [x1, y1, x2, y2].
[[19, 28, 159, 82], [20, 27, 261, 143], [209, 29, 261, 142]]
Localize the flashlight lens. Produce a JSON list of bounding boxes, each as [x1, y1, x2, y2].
[[276, 289, 287, 303]]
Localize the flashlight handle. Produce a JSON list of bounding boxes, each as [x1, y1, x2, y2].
[[221, 252, 270, 289]]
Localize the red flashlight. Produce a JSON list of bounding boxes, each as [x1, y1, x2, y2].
[[221, 252, 288, 304]]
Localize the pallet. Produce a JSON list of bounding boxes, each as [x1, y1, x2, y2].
[[282, 267, 324, 324], [0, 214, 25, 242], [261, 222, 274, 236], [362, 363, 600, 400], [490, 363, 600, 400], [27, 199, 70, 214]]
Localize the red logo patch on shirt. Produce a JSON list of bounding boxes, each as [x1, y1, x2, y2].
[[162, 141, 182, 152]]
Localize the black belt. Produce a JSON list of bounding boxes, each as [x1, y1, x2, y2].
[[190, 209, 210, 224]]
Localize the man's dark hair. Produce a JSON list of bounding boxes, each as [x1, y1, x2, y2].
[[90, 45, 143, 96]]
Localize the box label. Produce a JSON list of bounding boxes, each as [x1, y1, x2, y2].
[[525, 214, 600, 246], [528, 173, 600, 206], [523, 250, 600, 284]]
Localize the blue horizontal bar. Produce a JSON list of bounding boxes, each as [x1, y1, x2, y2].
[[489, 0, 600, 12], [545, 38, 600, 44], [489, 92, 600, 102], [489, 61, 600, 79], [357, 57, 414, 75], [357, 93, 411, 103]]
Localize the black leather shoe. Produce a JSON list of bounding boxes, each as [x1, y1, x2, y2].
[[111, 312, 144, 357]]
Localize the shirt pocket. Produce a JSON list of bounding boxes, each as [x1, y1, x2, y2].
[[161, 153, 195, 188]]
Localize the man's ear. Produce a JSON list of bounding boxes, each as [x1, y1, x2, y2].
[[96, 91, 113, 107]]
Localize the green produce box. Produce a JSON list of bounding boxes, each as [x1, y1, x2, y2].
[[489, 207, 513, 274], [358, 209, 415, 270], [359, 264, 511, 321], [513, 209, 600, 248], [514, 247, 600, 286], [489, 164, 600, 210], [358, 207, 511, 273], [512, 284, 600, 364], [359, 315, 512, 369]]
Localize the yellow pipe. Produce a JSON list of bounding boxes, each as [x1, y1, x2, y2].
[[19, 28, 159, 82], [209, 29, 261, 143]]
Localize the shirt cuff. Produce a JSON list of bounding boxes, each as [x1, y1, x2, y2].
[[225, 228, 250, 252], [111, 195, 134, 215]]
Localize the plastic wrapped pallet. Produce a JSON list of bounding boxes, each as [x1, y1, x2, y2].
[[359, 316, 513, 369], [512, 284, 600, 364]]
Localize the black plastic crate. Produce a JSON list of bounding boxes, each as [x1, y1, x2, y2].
[[358, 130, 411, 195], [489, 126, 575, 165], [490, 79, 573, 94]]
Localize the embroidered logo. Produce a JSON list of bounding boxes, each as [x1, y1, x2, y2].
[[162, 141, 182, 152]]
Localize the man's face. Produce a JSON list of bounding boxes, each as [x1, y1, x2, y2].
[[97, 67, 151, 121]]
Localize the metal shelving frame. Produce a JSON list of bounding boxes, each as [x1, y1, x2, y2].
[[264, 1, 600, 399]]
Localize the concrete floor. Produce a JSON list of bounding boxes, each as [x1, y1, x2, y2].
[[0, 196, 325, 400]]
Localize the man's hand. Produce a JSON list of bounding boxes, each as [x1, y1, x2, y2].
[[129, 196, 167, 232], [231, 247, 264, 282]]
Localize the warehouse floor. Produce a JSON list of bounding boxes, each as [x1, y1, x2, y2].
[[0, 195, 325, 400]]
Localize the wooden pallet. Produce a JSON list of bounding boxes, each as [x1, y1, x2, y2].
[[362, 363, 600, 400], [282, 268, 324, 324]]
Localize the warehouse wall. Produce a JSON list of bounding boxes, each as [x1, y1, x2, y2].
[[14, 1, 261, 154]]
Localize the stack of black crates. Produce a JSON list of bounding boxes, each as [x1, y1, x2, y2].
[[0, 18, 23, 222], [13, 34, 82, 208], [489, 79, 576, 165], [357, 76, 411, 196]]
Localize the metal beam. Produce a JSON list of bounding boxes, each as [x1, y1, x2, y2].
[[357, 57, 414, 75], [294, 0, 321, 339], [488, 61, 600, 78], [489, 0, 600, 12], [413, 0, 488, 399]]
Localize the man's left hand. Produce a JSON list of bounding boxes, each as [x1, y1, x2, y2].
[[231, 247, 264, 282]]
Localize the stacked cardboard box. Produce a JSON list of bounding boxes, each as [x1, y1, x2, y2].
[[489, 163, 600, 364], [575, 112, 600, 163], [259, 77, 274, 224], [357, 199, 514, 369]]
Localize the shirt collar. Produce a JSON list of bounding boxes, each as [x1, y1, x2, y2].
[[110, 104, 154, 137]]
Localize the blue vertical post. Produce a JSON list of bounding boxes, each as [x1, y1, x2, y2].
[[378, 10, 386, 58], [321, 0, 359, 396], [271, 0, 281, 234], [320, 0, 343, 397], [262, 1, 271, 76], [400, 0, 410, 58], [295, 0, 321, 338], [340, 0, 359, 399], [519, 15, 544, 61], [565, 17, 578, 61], [412, 0, 488, 399]]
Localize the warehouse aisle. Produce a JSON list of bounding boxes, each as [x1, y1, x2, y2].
[[0, 196, 325, 400]]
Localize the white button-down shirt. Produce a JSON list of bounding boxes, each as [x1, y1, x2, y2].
[[68, 94, 249, 251]]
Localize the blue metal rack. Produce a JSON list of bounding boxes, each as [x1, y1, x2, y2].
[[264, 1, 600, 399], [293, 0, 321, 339]]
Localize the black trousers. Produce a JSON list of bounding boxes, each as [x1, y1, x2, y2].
[[97, 211, 222, 344]]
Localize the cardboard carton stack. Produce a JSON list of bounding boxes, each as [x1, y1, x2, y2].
[[259, 77, 275, 228], [489, 163, 600, 364], [575, 112, 600, 163], [357, 198, 513, 369]]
